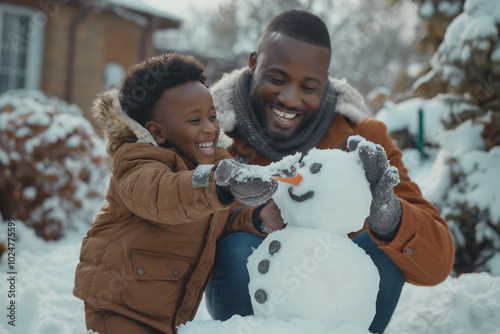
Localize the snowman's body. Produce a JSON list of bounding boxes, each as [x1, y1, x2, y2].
[[247, 148, 380, 331]]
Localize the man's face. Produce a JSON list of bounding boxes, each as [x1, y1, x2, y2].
[[153, 81, 220, 165], [249, 32, 331, 140]]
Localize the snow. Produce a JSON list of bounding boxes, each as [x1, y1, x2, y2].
[[386, 272, 500, 334], [103, 63, 125, 90], [246, 229, 378, 332], [437, 1, 463, 17], [376, 97, 447, 145], [419, 0, 435, 18], [272, 149, 371, 237], [98, 0, 182, 22], [421, 0, 500, 91]]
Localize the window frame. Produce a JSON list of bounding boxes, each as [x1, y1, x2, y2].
[[0, 3, 45, 93]]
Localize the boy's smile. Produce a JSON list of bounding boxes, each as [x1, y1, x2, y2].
[[148, 81, 220, 165]]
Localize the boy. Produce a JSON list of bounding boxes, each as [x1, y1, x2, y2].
[[73, 53, 277, 334]]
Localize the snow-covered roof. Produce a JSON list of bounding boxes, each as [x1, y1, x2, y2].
[[96, 0, 182, 28]]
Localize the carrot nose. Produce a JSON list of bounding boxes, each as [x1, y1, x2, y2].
[[272, 173, 303, 185]]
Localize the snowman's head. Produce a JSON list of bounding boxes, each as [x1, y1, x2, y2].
[[272, 148, 372, 237]]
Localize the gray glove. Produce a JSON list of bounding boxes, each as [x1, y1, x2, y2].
[[215, 159, 278, 206], [348, 136, 402, 240]]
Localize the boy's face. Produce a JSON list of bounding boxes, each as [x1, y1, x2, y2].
[[249, 32, 330, 140], [151, 81, 220, 165]]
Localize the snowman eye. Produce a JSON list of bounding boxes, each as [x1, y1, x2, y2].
[[299, 160, 305, 168], [310, 163, 322, 174]]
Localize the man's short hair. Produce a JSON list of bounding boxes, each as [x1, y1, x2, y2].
[[258, 10, 331, 51], [119, 53, 207, 126]]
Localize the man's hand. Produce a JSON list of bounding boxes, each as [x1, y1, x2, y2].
[[347, 135, 402, 240], [215, 159, 278, 206], [259, 199, 285, 233]]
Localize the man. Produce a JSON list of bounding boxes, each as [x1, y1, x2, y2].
[[206, 10, 454, 333]]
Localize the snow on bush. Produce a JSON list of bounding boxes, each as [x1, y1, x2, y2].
[[422, 114, 500, 274], [416, 0, 464, 19], [413, 0, 500, 101], [377, 92, 500, 274], [0, 90, 109, 240], [375, 93, 483, 148]]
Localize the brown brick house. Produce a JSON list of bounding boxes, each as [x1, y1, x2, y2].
[[0, 0, 180, 123]]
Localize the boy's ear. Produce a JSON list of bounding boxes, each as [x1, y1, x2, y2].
[[248, 51, 257, 74], [145, 121, 167, 145]]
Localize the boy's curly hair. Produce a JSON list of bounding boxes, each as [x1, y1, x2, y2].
[[119, 53, 207, 126]]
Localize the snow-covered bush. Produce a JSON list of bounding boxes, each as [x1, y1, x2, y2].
[[0, 90, 109, 240], [413, 0, 500, 108], [422, 114, 500, 274], [412, 0, 465, 54], [377, 91, 500, 275]]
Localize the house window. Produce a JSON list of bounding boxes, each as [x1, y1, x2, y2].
[[0, 4, 45, 95]]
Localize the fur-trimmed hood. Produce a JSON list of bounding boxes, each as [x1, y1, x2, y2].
[[210, 67, 368, 149], [92, 88, 158, 155]]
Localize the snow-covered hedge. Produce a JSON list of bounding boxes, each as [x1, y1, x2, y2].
[[422, 113, 500, 274], [0, 90, 109, 240], [377, 93, 500, 274], [414, 0, 500, 100]]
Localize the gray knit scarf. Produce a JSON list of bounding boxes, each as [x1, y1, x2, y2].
[[233, 69, 338, 161]]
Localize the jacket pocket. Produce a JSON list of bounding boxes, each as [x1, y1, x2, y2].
[[121, 249, 192, 318]]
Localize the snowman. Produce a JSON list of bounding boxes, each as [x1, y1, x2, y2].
[[247, 148, 380, 331]]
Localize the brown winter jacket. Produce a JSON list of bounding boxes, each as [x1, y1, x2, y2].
[[211, 68, 455, 287], [73, 90, 260, 333]]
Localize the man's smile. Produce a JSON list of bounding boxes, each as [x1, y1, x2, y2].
[[271, 106, 300, 121]]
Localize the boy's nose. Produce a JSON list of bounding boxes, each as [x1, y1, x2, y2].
[[202, 120, 218, 134]]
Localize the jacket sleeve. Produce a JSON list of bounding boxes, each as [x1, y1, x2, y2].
[[113, 148, 230, 225], [356, 119, 455, 286]]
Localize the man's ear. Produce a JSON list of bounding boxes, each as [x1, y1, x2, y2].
[[145, 121, 167, 145], [248, 51, 258, 74]]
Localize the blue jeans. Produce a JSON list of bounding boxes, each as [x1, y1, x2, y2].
[[206, 230, 404, 333]]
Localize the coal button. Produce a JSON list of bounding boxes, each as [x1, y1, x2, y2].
[[258, 259, 270, 274], [254, 289, 267, 304], [269, 240, 281, 255]]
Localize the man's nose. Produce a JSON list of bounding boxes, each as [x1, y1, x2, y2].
[[277, 84, 301, 109]]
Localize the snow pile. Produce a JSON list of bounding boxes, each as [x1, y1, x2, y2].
[[0, 217, 94, 334], [414, 0, 500, 95], [0, 90, 109, 240], [386, 272, 500, 334]]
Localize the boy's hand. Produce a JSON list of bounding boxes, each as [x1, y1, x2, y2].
[[215, 159, 278, 206]]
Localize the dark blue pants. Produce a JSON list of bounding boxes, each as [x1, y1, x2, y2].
[[206, 230, 404, 333]]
